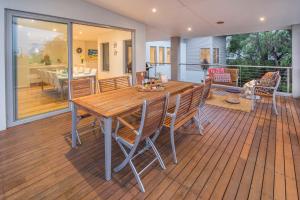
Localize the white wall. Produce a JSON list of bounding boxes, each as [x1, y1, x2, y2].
[[0, 0, 146, 130], [292, 24, 300, 98], [186, 37, 212, 64], [73, 40, 98, 69], [97, 30, 131, 78]]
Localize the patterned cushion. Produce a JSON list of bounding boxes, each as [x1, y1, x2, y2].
[[259, 71, 279, 87], [208, 68, 225, 76], [256, 71, 280, 96], [213, 73, 231, 83]]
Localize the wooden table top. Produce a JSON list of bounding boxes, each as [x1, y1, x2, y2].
[[72, 81, 194, 118]]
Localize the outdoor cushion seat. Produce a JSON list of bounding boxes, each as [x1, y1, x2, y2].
[[255, 71, 280, 96], [208, 68, 239, 86]]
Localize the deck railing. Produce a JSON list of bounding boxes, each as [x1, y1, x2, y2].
[[146, 62, 292, 94]]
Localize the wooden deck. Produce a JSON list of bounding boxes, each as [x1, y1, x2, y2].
[[0, 96, 300, 200]]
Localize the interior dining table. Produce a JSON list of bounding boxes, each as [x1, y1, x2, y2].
[[71, 80, 194, 181]]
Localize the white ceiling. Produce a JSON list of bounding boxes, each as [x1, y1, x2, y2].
[[85, 0, 300, 41], [73, 24, 113, 41]]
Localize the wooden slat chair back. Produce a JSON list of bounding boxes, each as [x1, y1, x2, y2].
[[70, 78, 96, 145], [190, 85, 205, 112], [174, 89, 193, 121], [98, 75, 131, 93], [98, 78, 116, 93], [197, 78, 213, 131], [140, 95, 169, 141], [70, 78, 93, 99], [115, 76, 131, 89], [200, 78, 212, 107], [113, 94, 169, 192], [164, 85, 204, 163]]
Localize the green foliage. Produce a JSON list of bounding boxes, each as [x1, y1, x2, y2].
[[226, 30, 292, 67]]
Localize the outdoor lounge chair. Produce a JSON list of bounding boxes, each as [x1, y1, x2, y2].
[[252, 71, 281, 115]]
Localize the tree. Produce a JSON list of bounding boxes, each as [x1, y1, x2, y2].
[[226, 30, 292, 67]]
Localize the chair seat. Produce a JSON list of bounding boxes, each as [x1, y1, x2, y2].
[[116, 116, 141, 144], [164, 109, 198, 130], [77, 109, 92, 119]]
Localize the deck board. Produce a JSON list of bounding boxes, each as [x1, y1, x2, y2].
[[0, 97, 300, 200]]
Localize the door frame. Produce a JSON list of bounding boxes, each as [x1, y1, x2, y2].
[[5, 9, 136, 127]]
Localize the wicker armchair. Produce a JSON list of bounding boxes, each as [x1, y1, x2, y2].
[[252, 71, 281, 115]]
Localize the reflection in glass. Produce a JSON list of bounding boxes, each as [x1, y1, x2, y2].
[[13, 17, 68, 119]]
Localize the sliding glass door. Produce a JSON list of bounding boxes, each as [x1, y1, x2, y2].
[[6, 11, 72, 126], [6, 10, 135, 127], [12, 17, 69, 119]]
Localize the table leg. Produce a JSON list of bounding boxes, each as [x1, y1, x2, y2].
[[71, 102, 78, 148], [103, 117, 112, 181]]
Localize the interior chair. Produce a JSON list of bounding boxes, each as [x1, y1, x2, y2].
[[70, 78, 98, 144], [90, 68, 97, 75], [163, 85, 204, 164], [84, 68, 90, 74], [113, 94, 169, 192], [198, 78, 213, 131], [252, 71, 281, 115], [78, 67, 84, 73]]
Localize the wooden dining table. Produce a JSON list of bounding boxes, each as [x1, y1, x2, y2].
[[71, 81, 194, 181]]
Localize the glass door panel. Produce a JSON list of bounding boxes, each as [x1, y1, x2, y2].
[[12, 17, 69, 119]]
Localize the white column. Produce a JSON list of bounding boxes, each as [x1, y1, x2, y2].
[[292, 24, 300, 97], [171, 36, 181, 80]]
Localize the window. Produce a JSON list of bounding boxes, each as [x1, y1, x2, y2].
[[150, 46, 157, 64], [159, 47, 165, 63], [213, 48, 219, 64], [200, 48, 210, 64], [102, 43, 109, 71], [166, 47, 171, 64]]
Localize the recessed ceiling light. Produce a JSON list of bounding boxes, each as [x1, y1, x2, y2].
[[260, 17, 265, 22], [53, 28, 57, 32], [187, 27, 192, 31], [79, 31, 83, 34], [152, 8, 157, 13], [216, 21, 224, 24]]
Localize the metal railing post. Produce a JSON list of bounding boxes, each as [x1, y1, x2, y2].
[[287, 68, 290, 93]]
